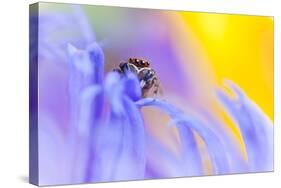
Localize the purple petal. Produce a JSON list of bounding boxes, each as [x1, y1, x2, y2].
[[89, 111, 126, 182], [104, 72, 124, 115], [110, 96, 146, 180], [88, 97, 145, 182], [81, 73, 146, 182], [216, 80, 273, 172], [122, 73, 141, 101], [67, 43, 105, 182], [177, 125, 202, 175], [87, 43, 105, 85], [78, 85, 103, 137], [144, 134, 186, 178], [202, 111, 248, 173], [38, 6, 95, 64], [67, 43, 104, 134], [136, 98, 230, 174], [71, 5, 96, 42]]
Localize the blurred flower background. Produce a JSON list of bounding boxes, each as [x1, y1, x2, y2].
[[30, 3, 273, 186]]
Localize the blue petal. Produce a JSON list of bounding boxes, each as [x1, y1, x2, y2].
[[216, 80, 273, 172], [87, 43, 105, 85], [89, 110, 126, 182], [102, 74, 145, 180], [71, 5, 96, 42], [78, 85, 103, 136], [38, 6, 95, 63], [110, 96, 146, 180], [202, 111, 248, 173], [67, 43, 104, 135], [81, 73, 145, 182], [176, 124, 202, 175], [67, 43, 94, 76], [88, 97, 145, 182], [67, 42, 105, 84], [136, 98, 230, 174], [122, 72, 141, 101], [144, 134, 186, 178], [170, 117, 229, 174], [104, 72, 124, 115], [67, 43, 105, 182], [104, 72, 141, 114]]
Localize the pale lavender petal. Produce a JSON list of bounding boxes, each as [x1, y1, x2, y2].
[[177, 125, 202, 175], [202, 111, 248, 173], [67, 43, 104, 131], [81, 73, 146, 182], [67, 43, 104, 83], [71, 5, 96, 42], [90, 111, 125, 182], [136, 98, 230, 174], [110, 96, 145, 180], [67, 43, 105, 183], [171, 117, 229, 174], [104, 72, 124, 115], [216, 80, 273, 172], [122, 72, 141, 101], [104, 72, 141, 114], [144, 134, 186, 178], [78, 85, 103, 137], [89, 98, 145, 181], [87, 43, 105, 85], [38, 6, 95, 63]]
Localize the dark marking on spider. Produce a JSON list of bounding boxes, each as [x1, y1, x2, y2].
[[113, 58, 162, 97]]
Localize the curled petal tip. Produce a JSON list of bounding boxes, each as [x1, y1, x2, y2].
[[217, 80, 273, 171], [222, 79, 245, 99]]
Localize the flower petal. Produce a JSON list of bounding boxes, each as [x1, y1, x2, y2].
[[110, 96, 146, 180], [104, 72, 124, 115], [136, 98, 230, 174], [144, 134, 186, 178], [176, 124, 202, 175], [38, 6, 95, 64], [89, 97, 145, 182], [122, 73, 141, 101], [67, 43, 104, 137], [87, 43, 105, 85], [216, 80, 273, 172], [82, 73, 145, 182], [78, 85, 103, 137], [71, 5, 96, 42]]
